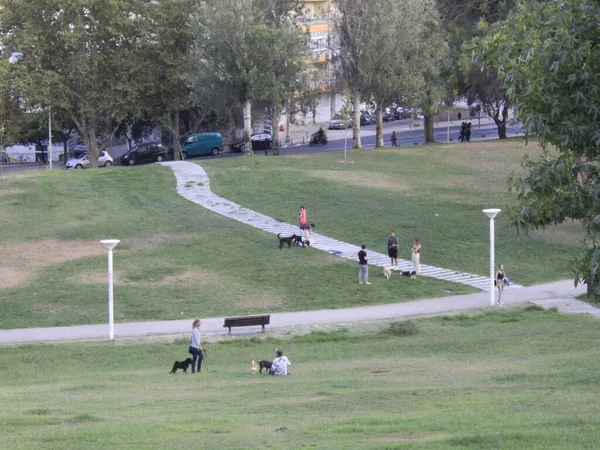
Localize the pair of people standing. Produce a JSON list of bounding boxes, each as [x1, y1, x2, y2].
[[387, 232, 421, 277]]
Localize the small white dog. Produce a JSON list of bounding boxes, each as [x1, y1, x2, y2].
[[250, 360, 259, 375], [383, 267, 392, 280]]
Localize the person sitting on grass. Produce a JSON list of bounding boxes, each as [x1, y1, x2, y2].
[[270, 348, 291, 376]]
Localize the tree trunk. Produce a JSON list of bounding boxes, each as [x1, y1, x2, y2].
[[243, 100, 253, 155], [352, 92, 361, 149], [424, 115, 435, 143], [271, 103, 282, 156], [63, 141, 68, 165], [86, 123, 100, 168], [496, 121, 507, 139], [172, 112, 183, 161], [375, 106, 384, 148]]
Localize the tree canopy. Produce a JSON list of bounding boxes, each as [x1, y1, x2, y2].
[[480, 0, 600, 292]]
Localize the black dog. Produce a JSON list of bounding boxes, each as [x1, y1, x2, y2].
[[278, 233, 301, 249], [258, 360, 273, 373], [402, 271, 416, 278], [170, 358, 193, 374]]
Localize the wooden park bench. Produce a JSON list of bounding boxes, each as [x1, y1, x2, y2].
[[223, 314, 271, 335]]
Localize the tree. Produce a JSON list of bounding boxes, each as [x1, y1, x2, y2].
[[193, 0, 307, 155], [436, 0, 517, 140], [0, 0, 151, 167], [481, 0, 600, 294], [361, 0, 429, 148]]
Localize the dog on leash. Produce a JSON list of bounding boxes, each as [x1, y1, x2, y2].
[[278, 233, 301, 249], [170, 358, 193, 374], [258, 360, 273, 373], [250, 360, 260, 374], [383, 267, 392, 279]]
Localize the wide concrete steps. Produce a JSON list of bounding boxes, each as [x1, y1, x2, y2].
[[162, 161, 522, 292]]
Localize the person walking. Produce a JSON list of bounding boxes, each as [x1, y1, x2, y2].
[[495, 264, 507, 306], [188, 319, 204, 373], [358, 244, 371, 285], [387, 231, 399, 268], [411, 238, 422, 278], [390, 131, 397, 147], [270, 348, 291, 376]]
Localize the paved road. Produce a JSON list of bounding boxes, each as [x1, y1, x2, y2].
[[0, 280, 592, 345]]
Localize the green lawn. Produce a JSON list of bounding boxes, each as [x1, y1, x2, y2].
[[1, 307, 599, 449], [0, 139, 584, 329], [202, 139, 582, 285]]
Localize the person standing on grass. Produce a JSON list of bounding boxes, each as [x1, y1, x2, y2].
[[390, 131, 397, 147], [411, 238, 422, 278], [270, 348, 291, 376], [388, 231, 399, 268], [495, 264, 507, 306], [358, 244, 371, 285], [189, 319, 203, 373]]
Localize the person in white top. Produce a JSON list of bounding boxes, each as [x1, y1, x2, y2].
[[188, 319, 203, 373], [270, 348, 291, 376]]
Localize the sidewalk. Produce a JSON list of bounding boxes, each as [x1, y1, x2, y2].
[[0, 280, 592, 345], [281, 117, 500, 146]]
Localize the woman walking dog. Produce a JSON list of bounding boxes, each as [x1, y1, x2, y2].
[[189, 319, 204, 373]]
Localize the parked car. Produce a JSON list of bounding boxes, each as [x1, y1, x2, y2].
[[382, 112, 395, 122], [180, 132, 223, 158], [230, 133, 273, 152], [65, 150, 113, 169], [328, 114, 352, 130], [120, 142, 165, 166], [360, 111, 376, 126]]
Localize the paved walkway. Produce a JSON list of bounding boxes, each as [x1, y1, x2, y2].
[[161, 161, 521, 292], [0, 280, 594, 345]]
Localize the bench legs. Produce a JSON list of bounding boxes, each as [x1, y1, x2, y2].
[[228, 326, 232, 335], [261, 324, 265, 333]]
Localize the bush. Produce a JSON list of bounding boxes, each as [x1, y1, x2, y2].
[[380, 320, 419, 337]]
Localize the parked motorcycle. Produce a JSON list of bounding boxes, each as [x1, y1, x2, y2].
[[309, 134, 328, 146]]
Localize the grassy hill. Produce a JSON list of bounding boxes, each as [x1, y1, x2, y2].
[[0, 139, 583, 329]]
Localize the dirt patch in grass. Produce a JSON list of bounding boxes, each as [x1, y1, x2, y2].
[[235, 293, 283, 310], [0, 188, 26, 196], [0, 267, 29, 289], [308, 170, 410, 191], [68, 269, 223, 288], [530, 219, 586, 246], [0, 239, 107, 289]]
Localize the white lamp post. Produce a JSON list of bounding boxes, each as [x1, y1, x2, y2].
[[100, 239, 120, 340], [482, 209, 501, 306], [48, 107, 53, 170]]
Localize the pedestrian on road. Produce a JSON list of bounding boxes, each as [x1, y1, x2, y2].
[[270, 348, 291, 376], [358, 244, 371, 284], [188, 319, 204, 373], [465, 122, 472, 142], [411, 238, 422, 278], [388, 231, 399, 268], [495, 264, 507, 306], [390, 131, 397, 147]]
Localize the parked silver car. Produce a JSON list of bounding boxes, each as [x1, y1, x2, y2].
[[65, 150, 113, 169], [328, 114, 352, 130]]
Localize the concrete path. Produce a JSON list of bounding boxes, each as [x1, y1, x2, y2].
[[160, 161, 520, 292], [0, 280, 593, 345]]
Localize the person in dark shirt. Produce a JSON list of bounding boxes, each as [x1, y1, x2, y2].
[[387, 231, 399, 267], [358, 244, 371, 285]]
